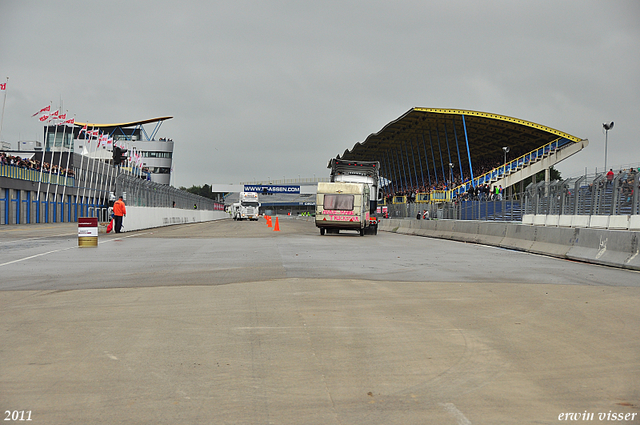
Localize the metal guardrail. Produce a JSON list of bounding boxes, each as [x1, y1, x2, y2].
[[0, 164, 75, 186]]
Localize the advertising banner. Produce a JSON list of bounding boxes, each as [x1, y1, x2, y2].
[[244, 185, 300, 194]]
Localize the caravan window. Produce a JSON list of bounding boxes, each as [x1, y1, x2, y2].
[[323, 194, 354, 211]]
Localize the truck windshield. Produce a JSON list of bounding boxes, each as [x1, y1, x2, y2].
[[323, 194, 354, 211], [241, 201, 259, 207]]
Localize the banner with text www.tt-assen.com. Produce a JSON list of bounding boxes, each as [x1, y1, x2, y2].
[[244, 185, 300, 194]]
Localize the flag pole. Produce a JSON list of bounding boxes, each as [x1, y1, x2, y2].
[[52, 111, 68, 221], [0, 77, 8, 143], [36, 102, 52, 202], [87, 130, 100, 215], [77, 123, 88, 215], [61, 115, 75, 218], [81, 125, 95, 212], [44, 108, 61, 204], [95, 133, 107, 215]]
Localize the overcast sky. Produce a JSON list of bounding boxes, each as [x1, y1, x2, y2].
[[1, 0, 638, 188]]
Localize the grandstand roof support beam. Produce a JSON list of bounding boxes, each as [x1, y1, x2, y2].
[[462, 115, 475, 186], [436, 127, 446, 182], [452, 116, 464, 183], [421, 133, 432, 187], [443, 123, 453, 180], [398, 146, 408, 192], [414, 137, 426, 190], [403, 141, 414, 190], [387, 150, 399, 194], [410, 140, 420, 191], [392, 149, 402, 192], [428, 130, 438, 184]]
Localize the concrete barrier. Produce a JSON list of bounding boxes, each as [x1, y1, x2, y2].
[[452, 220, 480, 243], [529, 226, 577, 258], [475, 221, 507, 246], [588, 215, 609, 229], [567, 228, 639, 270], [380, 218, 640, 271], [545, 215, 560, 227], [608, 215, 630, 230], [558, 215, 573, 227], [433, 220, 456, 239], [571, 215, 590, 228], [500, 223, 536, 252], [117, 207, 228, 232], [630, 216, 640, 231], [522, 214, 534, 225], [533, 215, 546, 226]]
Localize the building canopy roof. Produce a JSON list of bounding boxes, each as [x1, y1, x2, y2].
[[337, 108, 582, 185], [74, 116, 173, 129]]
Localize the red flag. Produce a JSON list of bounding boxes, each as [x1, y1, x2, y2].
[[64, 118, 75, 126], [39, 114, 50, 122], [0, 83, 6, 91], [32, 105, 50, 117]]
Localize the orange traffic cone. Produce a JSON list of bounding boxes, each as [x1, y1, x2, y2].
[[273, 216, 280, 231], [267, 215, 272, 227]]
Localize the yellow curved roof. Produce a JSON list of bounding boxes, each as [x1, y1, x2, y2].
[[413, 108, 580, 142], [74, 116, 173, 128], [338, 107, 583, 166]]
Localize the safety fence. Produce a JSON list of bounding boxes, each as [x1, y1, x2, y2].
[[0, 164, 75, 187], [382, 169, 640, 221], [523, 169, 640, 216], [1, 166, 223, 225]]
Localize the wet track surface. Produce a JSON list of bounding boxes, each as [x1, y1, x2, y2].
[[1, 218, 639, 424]]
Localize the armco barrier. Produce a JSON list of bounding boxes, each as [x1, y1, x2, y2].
[[108, 206, 228, 232], [379, 218, 640, 271]]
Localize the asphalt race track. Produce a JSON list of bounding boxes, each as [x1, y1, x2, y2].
[[1, 218, 639, 424]]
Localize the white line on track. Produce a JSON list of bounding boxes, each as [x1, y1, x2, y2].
[[0, 231, 152, 268], [0, 232, 77, 245], [0, 246, 77, 267], [440, 403, 472, 425]]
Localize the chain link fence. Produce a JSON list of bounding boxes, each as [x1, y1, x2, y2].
[[384, 169, 640, 221]]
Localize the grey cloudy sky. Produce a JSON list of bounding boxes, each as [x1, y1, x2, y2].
[[1, 0, 638, 188]]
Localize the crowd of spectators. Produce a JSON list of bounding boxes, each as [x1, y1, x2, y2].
[[0, 151, 75, 177], [384, 156, 505, 203]]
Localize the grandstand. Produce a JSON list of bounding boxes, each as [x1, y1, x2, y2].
[[337, 108, 589, 200]]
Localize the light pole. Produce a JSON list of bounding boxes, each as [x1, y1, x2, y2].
[[603, 122, 614, 173], [449, 163, 454, 189], [502, 146, 509, 165]]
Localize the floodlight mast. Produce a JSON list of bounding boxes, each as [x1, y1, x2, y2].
[[502, 146, 510, 165], [603, 122, 614, 172]]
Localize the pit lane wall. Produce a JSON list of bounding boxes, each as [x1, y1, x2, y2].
[[379, 218, 640, 271], [106, 206, 228, 232]]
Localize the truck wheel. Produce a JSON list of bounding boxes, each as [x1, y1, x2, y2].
[[320, 228, 325, 235], [374, 225, 378, 235], [360, 228, 365, 236]]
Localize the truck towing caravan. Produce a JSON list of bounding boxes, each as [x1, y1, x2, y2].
[[315, 159, 382, 236], [232, 191, 260, 221]]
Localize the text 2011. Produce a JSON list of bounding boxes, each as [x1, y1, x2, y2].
[[4, 411, 32, 421]]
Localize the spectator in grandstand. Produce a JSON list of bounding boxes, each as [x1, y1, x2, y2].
[[607, 169, 614, 184]]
